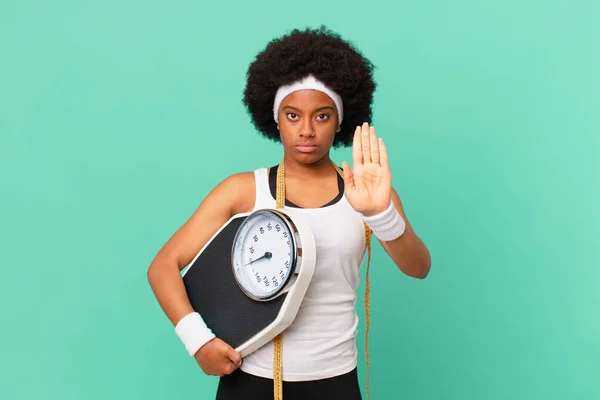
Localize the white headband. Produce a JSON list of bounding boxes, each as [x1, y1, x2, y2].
[[273, 74, 343, 124]]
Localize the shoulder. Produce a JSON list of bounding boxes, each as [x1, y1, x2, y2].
[[220, 170, 255, 186], [216, 169, 260, 215]]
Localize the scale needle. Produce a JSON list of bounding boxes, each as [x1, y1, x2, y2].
[[245, 251, 272, 266]]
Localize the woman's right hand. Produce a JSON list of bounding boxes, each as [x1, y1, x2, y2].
[[194, 338, 243, 377]]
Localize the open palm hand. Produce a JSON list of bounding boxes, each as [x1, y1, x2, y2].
[[342, 123, 393, 216]]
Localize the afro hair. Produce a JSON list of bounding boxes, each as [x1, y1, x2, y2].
[[242, 26, 377, 148]]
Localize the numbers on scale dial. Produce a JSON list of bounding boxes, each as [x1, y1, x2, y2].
[[240, 214, 294, 296]]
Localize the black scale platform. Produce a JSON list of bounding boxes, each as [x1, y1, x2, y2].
[[182, 215, 287, 349]]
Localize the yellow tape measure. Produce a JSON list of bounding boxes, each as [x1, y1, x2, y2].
[[274, 159, 372, 400]]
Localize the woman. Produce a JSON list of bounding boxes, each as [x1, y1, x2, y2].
[[147, 26, 431, 400]]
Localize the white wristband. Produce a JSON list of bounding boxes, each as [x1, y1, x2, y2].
[[175, 312, 216, 357], [362, 201, 406, 241]]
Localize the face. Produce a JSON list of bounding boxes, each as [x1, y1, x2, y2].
[[276, 90, 341, 165]]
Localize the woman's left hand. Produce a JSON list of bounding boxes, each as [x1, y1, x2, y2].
[[342, 122, 393, 217]]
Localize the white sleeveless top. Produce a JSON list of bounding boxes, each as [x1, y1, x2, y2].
[[239, 167, 368, 381]]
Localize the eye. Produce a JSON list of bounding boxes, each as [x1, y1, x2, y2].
[[286, 112, 299, 121], [316, 113, 329, 121]]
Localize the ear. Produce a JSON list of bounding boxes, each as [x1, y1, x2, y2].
[[336, 125, 341, 133]]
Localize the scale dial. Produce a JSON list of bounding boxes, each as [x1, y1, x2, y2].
[[231, 209, 299, 301]]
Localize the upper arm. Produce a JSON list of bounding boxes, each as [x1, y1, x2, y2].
[[152, 171, 256, 270]]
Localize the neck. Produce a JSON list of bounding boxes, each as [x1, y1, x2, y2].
[[282, 153, 335, 180]]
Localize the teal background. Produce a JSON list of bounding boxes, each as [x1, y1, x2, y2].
[[1, 0, 599, 399]]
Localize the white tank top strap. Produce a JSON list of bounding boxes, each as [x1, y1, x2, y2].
[[252, 168, 275, 210]]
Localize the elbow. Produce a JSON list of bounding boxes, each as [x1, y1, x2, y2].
[[146, 255, 169, 288], [403, 254, 431, 279], [415, 262, 431, 279], [403, 263, 430, 279], [412, 243, 432, 279], [147, 261, 159, 288], [147, 252, 182, 287], [416, 251, 432, 279]]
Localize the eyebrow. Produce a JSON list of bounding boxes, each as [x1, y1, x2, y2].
[[282, 105, 335, 112]]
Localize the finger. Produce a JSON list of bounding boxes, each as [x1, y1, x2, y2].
[[361, 123, 371, 163], [378, 138, 389, 170], [342, 161, 355, 191], [369, 126, 379, 164], [204, 366, 222, 377], [223, 360, 240, 375], [352, 126, 362, 166], [227, 347, 242, 366]]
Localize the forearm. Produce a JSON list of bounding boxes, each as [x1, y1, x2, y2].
[[147, 256, 195, 326], [364, 189, 431, 279], [380, 228, 431, 278], [147, 256, 218, 357]]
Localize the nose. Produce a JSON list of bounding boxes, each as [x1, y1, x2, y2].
[[299, 118, 314, 137]]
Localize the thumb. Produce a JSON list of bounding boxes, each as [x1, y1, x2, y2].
[[227, 346, 242, 365], [342, 161, 355, 191]]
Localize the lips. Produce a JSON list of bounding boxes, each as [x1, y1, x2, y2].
[[296, 144, 318, 153]]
